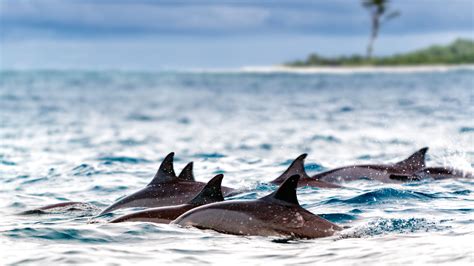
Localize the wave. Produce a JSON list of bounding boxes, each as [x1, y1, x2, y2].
[[97, 156, 151, 164], [319, 213, 358, 223], [3, 227, 111, 243], [339, 217, 449, 238], [324, 188, 436, 205]]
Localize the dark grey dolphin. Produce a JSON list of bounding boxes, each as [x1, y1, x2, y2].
[[311, 147, 429, 183], [173, 175, 342, 239], [99, 153, 235, 215], [390, 166, 473, 181], [270, 154, 341, 188], [110, 174, 224, 224]]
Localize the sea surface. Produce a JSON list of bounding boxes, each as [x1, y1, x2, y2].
[[1, 68, 473, 265]]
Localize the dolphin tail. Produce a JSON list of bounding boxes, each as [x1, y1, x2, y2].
[[148, 152, 178, 185], [188, 174, 224, 205], [270, 154, 310, 184], [178, 162, 195, 182], [394, 147, 428, 173], [264, 174, 300, 205]]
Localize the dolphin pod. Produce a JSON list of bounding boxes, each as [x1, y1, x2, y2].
[[173, 175, 342, 238], [110, 174, 225, 224], [19, 147, 472, 239], [271, 147, 471, 187], [269, 147, 428, 187], [98, 152, 236, 215]]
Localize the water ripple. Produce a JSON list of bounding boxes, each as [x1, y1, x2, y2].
[[1, 70, 473, 265], [340, 218, 449, 238], [97, 156, 151, 164], [3, 227, 111, 243], [324, 188, 436, 205]]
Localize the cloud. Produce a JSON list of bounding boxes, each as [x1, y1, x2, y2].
[[0, 1, 273, 37], [0, 0, 472, 40]]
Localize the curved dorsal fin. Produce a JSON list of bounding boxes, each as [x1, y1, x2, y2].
[[188, 174, 224, 205], [148, 152, 177, 185], [394, 147, 428, 173], [178, 162, 195, 182], [264, 174, 300, 205], [271, 154, 310, 183]]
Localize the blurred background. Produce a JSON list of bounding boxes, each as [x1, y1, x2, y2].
[[1, 0, 473, 70]]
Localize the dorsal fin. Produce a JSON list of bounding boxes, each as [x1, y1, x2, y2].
[[178, 162, 195, 182], [188, 174, 224, 205], [394, 147, 428, 173], [271, 154, 310, 183], [148, 152, 177, 185], [263, 174, 300, 205]]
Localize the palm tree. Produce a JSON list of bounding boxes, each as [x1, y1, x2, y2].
[[362, 0, 400, 59]]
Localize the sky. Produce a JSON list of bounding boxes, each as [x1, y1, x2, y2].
[[0, 0, 473, 70]]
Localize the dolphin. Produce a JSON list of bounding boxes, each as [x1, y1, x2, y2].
[[270, 154, 341, 188], [390, 166, 473, 181], [98, 152, 235, 215], [172, 175, 342, 239], [310, 147, 429, 183], [110, 174, 225, 224]]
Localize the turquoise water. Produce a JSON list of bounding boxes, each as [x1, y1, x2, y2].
[[1, 69, 473, 265]]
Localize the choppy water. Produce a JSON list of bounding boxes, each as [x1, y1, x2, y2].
[[1, 69, 473, 265]]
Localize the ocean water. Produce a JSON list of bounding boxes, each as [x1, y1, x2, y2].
[[0, 69, 473, 265]]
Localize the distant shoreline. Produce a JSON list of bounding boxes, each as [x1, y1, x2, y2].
[[241, 64, 474, 74]]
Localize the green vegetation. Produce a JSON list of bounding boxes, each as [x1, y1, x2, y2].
[[287, 39, 474, 67]]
